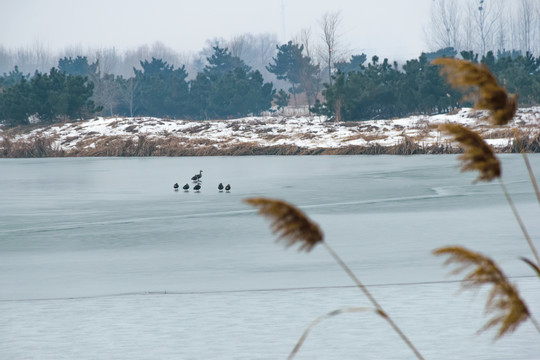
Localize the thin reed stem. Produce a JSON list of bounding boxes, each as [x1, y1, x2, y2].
[[322, 241, 425, 360], [287, 307, 375, 360], [513, 129, 540, 206], [530, 314, 540, 335], [498, 179, 540, 266], [521, 153, 540, 206]]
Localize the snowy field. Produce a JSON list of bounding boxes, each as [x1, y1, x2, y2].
[[2, 107, 539, 153]]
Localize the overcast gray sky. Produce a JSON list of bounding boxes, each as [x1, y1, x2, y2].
[[1, 0, 433, 60]]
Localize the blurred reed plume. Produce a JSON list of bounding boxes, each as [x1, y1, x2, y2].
[[434, 246, 539, 338], [431, 58, 517, 126], [244, 197, 323, 252], [244, 197, 425, 360], [434, 57, 540, 344], [439, 123, 501, 182], [435, 58, 539, 265]]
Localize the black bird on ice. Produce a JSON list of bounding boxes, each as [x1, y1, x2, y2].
[[191, 170, 203, 182], [183, 183, 190, 192], [218, 183, 224, 192], [194, 183, 202, 192], [173, 183, 179, 191], [225, 184, 231, 193]]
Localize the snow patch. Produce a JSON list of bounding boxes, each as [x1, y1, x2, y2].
[[5, 107, 540, 151]]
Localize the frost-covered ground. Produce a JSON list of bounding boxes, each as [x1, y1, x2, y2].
[[3, 107, 540, 153]]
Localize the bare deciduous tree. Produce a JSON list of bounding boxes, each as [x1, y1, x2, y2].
[[517, 0, 535, 54], [469, 0, 502, 56], [318, 11, 343, 86], [425, 0, 540, 56], [426, 0, 462, 51], [254, 33, 279, 72], [293, 28, 314, 59], [0, 46, 14, 74], [94, 47, 121, 75], [494, 1, 508, 52], [460, 1, 475, 51], [228, 34, 249, 59], [292, 29, 323, 107], [536, 2, 540, 54], [120, 76, 138, 117]]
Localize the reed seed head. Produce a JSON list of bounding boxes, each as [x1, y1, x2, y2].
[[439, 123, 501, 182], [434, 246, 530, 338], [431, 57, 517, 126], [244, 197, 323, 252]]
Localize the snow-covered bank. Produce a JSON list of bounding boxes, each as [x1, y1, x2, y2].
[[1, 107, 539, 156]]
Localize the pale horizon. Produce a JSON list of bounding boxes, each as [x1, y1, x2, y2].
[[1, 0, 433, 61]]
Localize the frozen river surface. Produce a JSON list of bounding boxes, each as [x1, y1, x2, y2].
[[1, 155, 540, 359]]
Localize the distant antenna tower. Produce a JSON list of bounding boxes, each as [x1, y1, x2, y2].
[[281, 0, 286, 43]]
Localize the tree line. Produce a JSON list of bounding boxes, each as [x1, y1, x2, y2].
[[0, 47, 279, 125], [1, 44, 539, 125], [314, 47, 540, 121]]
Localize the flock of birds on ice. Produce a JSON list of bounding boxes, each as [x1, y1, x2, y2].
[[173, 170, 231, 193]]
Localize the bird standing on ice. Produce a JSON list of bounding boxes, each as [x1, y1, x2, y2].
[[194, 183, 202, 192], [183, 183, 190, 192], [218, 183, 224, 192], [174, 183, 179, 191], [225, 184, 231, 193], [191, 170, 203, 182]]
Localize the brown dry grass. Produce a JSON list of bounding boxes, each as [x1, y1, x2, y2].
[[60, 136, 80, 145], [358, 133, 388, 142], [258, 134, 290, 142], [124, 125, 138, 133], [391, 136, 422, 155], [0, 136, 64, 157], [252, 127, 275, 134], [480, 128, 518, 139], [358, 124, 380, 132], [1, 128, 536, 158], [506, 132, 540, 153], [0, 136, 457, 158], [185, 123, 212, 134]]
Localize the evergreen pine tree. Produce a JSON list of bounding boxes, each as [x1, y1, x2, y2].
[[57, 56, 98, 77], [189, 47, 274, 119], [267, 41, 319, 107], [133, 58, 189, 118]]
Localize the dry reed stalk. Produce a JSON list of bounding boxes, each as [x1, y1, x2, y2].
[[497, 180, 540, 266], [441, 123, 540, 265], [244, 197, 425, 360], [287, 307, 379, 360], [432, 58, 517, 126], [0, 135, 64, 158], [481, 128, 518, 139], [512, 129, 540, 206], [522, 153, 540, 203], [433, 246, 540, 337], [439, 123, 501, 182], [391, 136, 421, 155], [359, 134, 388, 142], [521, 257, 540, 278]]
